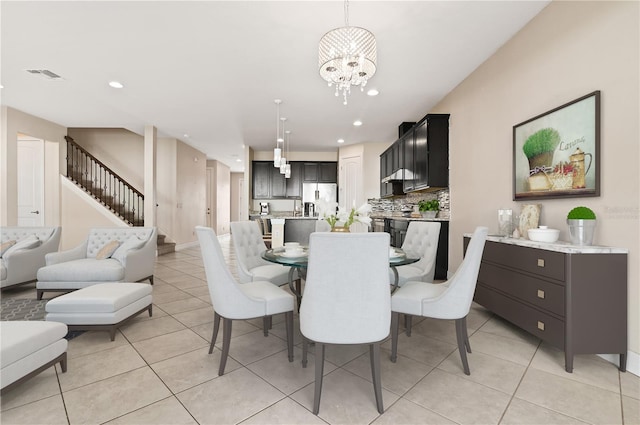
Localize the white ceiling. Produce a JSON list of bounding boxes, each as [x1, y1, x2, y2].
[[1, 1, 549, 172]]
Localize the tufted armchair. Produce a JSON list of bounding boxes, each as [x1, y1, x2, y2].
[[391, 221, 441, 287], [1, 227, 62, 290], [36, 227, 156, 299]]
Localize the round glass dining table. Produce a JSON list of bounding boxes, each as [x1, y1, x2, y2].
[[262, 246, 419, 302]]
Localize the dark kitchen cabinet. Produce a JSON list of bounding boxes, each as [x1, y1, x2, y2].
[[402, 130, 415, 192], [253, 162, 271, 199], [414, 114, 449, 190], [304, 162, 337, 183], [286, 162, 303, 198], [318, 162, 337, 183], [252, 161, 303, 199], [392, 141, 402, 173], [271, 167, 286, 198]]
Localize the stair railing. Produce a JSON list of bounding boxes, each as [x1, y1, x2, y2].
[[65, 136, 144, 226]]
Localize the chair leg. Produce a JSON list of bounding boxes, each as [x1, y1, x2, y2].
[[60, 352, 68, 373], [463, 316, 471, 353], [148, 304, 153, 317], [370, 343, 384, 414], [405, 314, 413, 337], [455, 318, 471, 375], [390, 311, 400, 363], [218, 318, 233, 376], [263, 316, 270, 337], [302, 337, 308, 368], [313, 343, 326, 415], [285, 311, 294, 362], [210, 312, 221, 354]]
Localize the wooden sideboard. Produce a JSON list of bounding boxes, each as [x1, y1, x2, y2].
[[464, 236, 628, 373]]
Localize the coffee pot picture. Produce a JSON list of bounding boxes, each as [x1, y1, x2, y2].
[[569, 147, 592, 189]]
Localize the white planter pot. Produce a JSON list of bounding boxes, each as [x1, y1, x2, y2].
[[421, 211, 437, 219], [567, 219, 596, 245]]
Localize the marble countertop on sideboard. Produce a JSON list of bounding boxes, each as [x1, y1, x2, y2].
[[463, 234, 629, 254]]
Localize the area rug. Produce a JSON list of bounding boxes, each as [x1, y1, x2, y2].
[[0, 298, 84, 340], [0, 298, 47, 321]]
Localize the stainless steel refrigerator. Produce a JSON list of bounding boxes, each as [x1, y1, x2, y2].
[[302, 183, 338, 216]]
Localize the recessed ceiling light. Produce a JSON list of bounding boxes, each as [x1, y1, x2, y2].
[[236, 159, 242, 162], [108, 81, 124, 89], [183, 134, 189, 138], [337, 139, 345, 144], [367, 89, 379, 96], [353, 120, 363, 126]]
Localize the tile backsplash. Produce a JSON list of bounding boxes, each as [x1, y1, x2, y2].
[[368, 189, 450, 219]]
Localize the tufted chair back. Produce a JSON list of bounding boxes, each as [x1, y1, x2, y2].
[[1, 227, 56, 243], [230, 221, 270, 283], [401, 221, 441, 282], [85, 227, 155, 258]]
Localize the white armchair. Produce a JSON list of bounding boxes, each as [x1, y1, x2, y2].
[[0, 227, 61, 290], [36, 227, 156, 299]]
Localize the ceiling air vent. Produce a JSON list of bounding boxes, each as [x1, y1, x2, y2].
[[25, 69, 63, 80]]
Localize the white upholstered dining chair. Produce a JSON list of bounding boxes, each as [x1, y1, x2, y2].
[[300, 232, 391, 414], [196, 226, 294, 376], [230, 221, 290, 286], [391, 221, 441, 287], [390, 226, 488, 375]]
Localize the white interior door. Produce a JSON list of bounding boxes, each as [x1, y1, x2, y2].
[[340, 155, 362, 209], [17, 139, 45, 226]]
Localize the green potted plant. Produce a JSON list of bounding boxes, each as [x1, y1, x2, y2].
[[418, 199, 439, 219], [567, 206, 596, 245], [523, 128, 560, 169]]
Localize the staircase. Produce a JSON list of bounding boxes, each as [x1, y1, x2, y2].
[[157, 233, 176, 255], [66, 135, 174, 255]]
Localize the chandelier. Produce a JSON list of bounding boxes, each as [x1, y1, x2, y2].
[[318, 0, 377, 105]]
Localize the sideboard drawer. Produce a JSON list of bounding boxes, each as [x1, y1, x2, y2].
[[483, 241, 565, 281], [475, 284, 564, 349], [477, 262, 565, 317]]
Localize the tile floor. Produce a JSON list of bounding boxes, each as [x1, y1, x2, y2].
[[1, 234, 638, 425]]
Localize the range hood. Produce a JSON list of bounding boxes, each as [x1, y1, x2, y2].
[[382, 169, 413, 183]]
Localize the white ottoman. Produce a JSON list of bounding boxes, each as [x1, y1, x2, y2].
[[1, 321, 68, 395], [45, 282, 152, 341]]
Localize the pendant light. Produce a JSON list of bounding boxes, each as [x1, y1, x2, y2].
[[279, 118, 288, 173], [273, 99, 283, 167]]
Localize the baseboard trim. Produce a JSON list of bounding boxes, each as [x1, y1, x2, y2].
[[175, 241, 199, 251], [598, 350, 639, 377]]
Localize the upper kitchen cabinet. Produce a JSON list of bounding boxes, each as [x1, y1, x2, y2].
[[252, 161, 303, 199], [303, 162, 337, 183], [285, 162, 303, 198], [402, 130, 415, 192], [414, 114, 450, 190], [253, 161, 272, 199]]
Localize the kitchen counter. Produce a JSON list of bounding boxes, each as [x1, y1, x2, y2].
[[370, 215, 449, 222]]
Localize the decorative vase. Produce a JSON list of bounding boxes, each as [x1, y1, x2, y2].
[[567, 219, 596, 245], [331, 226, 350, 233]]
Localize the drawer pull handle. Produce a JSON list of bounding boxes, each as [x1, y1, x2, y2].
[[537, 321, 545, 331], [537, 289, 545, 299], [537, 259, 545, 267]]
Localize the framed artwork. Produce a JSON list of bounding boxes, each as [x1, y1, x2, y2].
[[513, 91, 600, 200]]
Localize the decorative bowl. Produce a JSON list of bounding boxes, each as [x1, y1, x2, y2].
[[527, 227, 560, 243]]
